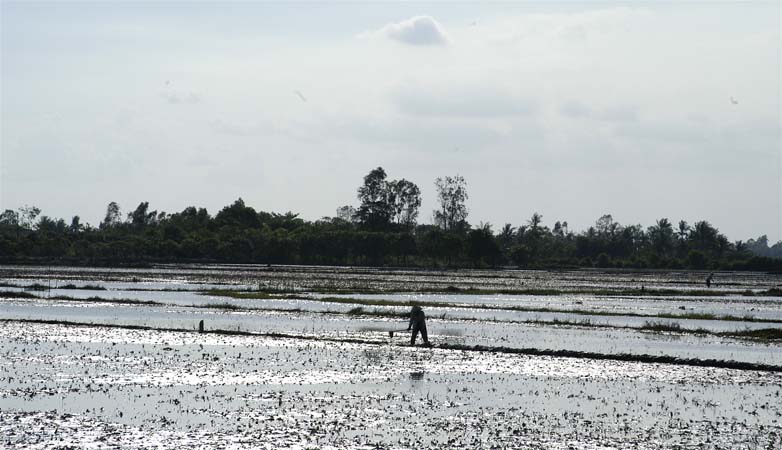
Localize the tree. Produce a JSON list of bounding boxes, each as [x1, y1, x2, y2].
[[168, 206, 211, 232], [676, 220, 690, 241], [335, 205, 357, 224], [19, 205, 41, 230], [498, 223, 516, 251], [0, 210, 19, 227], [260, 211, 304, 231], [648, 218, 674, 256], [356, 167, 393, 230], [596, 253, 612, 268], [687, 250, 708, 269], [69, 216, 83, 234], [388, 179, 421, 227], [128, 202, 158, 229], [715, 234, 732, 258], [37, 216, 66, 234], [552, 221, 565, 237], [433, 175, 468, 231], [690, 220, 719, 253], [523, 212, 548, 259], [467, 224, 500, 266], [510, 245, 530, 267], [101, 202, 122, 229], [595, 214, 620, 238], [215, 198, 260, 228], [746, 235, 770, 257], [527, 213, 543, 238]]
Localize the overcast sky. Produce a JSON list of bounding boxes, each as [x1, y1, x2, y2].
[[1, 2, 780, 241]]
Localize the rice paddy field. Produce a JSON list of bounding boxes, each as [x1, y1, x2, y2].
[[1, 264, 781, 449]]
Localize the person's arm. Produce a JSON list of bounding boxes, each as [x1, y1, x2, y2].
[[408, 314, 413, 330]]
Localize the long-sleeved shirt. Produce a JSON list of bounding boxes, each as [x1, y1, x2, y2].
[[409, 307, 426, 329]]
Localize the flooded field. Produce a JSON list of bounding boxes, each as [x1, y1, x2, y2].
[[2, 264, 781, 448]]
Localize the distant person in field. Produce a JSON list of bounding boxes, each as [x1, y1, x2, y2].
[[706, 273, 714, 288], [408, 305, 430, 346]]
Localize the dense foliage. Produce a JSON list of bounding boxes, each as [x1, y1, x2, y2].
[[1, 168, 780, 270]]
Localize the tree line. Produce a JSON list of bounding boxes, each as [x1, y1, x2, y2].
[[0, 167, 780, 270]]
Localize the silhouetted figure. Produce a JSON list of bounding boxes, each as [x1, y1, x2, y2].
[[408, 306, 430, 346], [706, 273, 714, 288]]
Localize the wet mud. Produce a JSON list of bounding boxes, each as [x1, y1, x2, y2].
[[2, 265, 782, 448]]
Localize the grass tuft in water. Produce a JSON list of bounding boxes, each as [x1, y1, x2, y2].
[[641, 321, 682, 332], [721, 328, 782, 340], [347, 306, 365, 315], [60, 284, 107, 291], [202, 302, 243, 310]]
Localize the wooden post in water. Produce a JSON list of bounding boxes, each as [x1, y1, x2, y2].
[[198, 320, 204, 333]]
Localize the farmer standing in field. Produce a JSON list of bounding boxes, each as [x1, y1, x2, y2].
[[408, 305, 431, 346]]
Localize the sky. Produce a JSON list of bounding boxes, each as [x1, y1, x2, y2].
[[1, 1, 780, 241]]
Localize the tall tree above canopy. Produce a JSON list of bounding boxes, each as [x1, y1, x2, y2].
[[434, 175, 468, 231], [595, 214, 620, 238], [100, 202, 122, 229], [128, 202, 159, 229], [499, 223, 515, 250], [18, 205, 41, 230], [388, 178, 421, 227], [690, 220, 720, 253], [676, 220, 691, 241], [356, 167, 393, 230], [215, 198, 260, 228], [69, 216, 83, 233]]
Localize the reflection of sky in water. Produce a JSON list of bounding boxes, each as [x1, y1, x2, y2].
[[2, 264, 780, 294], [1, 298, 780, 364], [2, 286, 782, 332], [1, 321, 780, 450]]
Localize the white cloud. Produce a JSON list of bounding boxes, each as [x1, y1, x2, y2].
[[3, 3, 779, 241], [363, 16, 450, 46]]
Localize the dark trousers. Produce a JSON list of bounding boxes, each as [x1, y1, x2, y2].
[[411, 323, 428, 345]]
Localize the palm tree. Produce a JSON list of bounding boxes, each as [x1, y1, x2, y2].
[[499, 223, 515, 251], [676, 220, 690, 241]]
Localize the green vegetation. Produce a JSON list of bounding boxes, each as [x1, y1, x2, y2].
[[6, 289, 781, 341], [204, 289, 278, 299], [48, 295, 161, 306], [202, 302, 243, 310], [0, 283, 50, 291], [0, 282, 108, 291], [641, 321, 684, 332], [0, 290, 39, 299], [3, 317, 781, 371], [204, 290, 782, 324], [1, 168, 780, 270], [204, 285, 757, 298], [721, 328, 782, 340], [60, 284, 107, 290]]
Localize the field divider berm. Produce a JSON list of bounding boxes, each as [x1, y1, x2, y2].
[[3, 317, 781, 374], [202, 289, 782, 324]]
